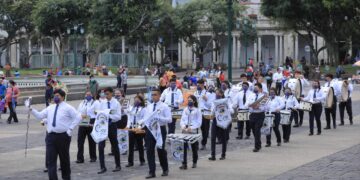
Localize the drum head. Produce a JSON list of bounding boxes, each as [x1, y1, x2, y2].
[[326, 87, 334, 108], [295, 79, 302, 99]]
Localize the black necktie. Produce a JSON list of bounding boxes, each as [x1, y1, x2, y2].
[[171, 92, 174, 106], [313, 90, 316, 99], [255, 94, 258, 101], [153, 103, 157, 112], [52, 104, 59, 127], [134, 107, 139, 124], [107, 101, 111, 109], [327, 82, 330, 87], [243, 91, 246, 104]]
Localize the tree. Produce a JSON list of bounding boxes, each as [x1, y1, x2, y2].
[[32, 0, 91, 68], [261, 0, 360, 65], [0, 0, 37, 65]]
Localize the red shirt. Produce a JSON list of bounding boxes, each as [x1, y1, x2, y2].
[[6, 86, 20, 102]]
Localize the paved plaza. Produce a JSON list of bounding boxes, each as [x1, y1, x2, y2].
[[0, 84, 359, 180]]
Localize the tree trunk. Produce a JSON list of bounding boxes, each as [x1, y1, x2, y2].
[[59, 41, 65, 68], [326, 40, 339, 66]]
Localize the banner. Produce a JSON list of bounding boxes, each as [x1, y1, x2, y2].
[[144, 110, 163, 149], [170, 141, 184, 161], [91, 109, 110, 143], [213, 99, 232, 129], [117, 129, 128, 154]]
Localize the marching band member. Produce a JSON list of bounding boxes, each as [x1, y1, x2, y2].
[[265, 88, 285, 147], [179, 95, 202, 169], [257, 75, 268, 94], [339, 78, 353, 125], [144, 88, 171, 179], [76, 91, 97, 164], [97, 87, 122, 174], [126, 95, 146, 167], [246, 83, 267, 152], [29, 89, 83, 180], [323, 74, 341, 129], [221, 80, 234, 100], [272, 68, 284, 95], [281, 87, 299, 143], [240, 74, 254, 91], [209, 89, 233, 161], [293, 71, 310, 127], [160, 78, 184, 134], [233, 82, 251, 140], [194, 79, 215, 150], [302, 81, 325, 136]]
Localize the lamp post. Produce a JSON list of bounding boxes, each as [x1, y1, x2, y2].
[[67, 24, 84, 75], [227, 0, 233, 82]]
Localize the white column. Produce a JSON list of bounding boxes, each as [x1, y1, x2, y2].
[[28, 39, 32, 65], [121, 36, 125, 54], [254, 39, 258, 65], [279, 35, 283, 65], [258, 36, 262, 62], [275, 35, 278, 66], [16, 43, 20, 68], [212, 40, 216, 64], [40, 39, 44, 55], [237, 37, 241, 68], [295, 35, 299, 60]]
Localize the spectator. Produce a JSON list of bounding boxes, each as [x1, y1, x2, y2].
[[121, 69, 128, 95], [86, 75, 99, 98], [117, 66, 122, 88], [0, 79, 6, 99], [189, 72, 198, 86], [14, 70, 20, 78], [6, 80, 20, 124], [336, 64, 345, 78], [4, 63, 11, 77], [45, 75, 56, 107]]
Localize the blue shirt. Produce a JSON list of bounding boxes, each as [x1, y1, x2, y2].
[[0, 85, 5, 98]]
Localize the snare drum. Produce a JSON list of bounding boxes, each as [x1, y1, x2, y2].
[[264, 114, 275, 128], [171, 109, 183, 119], [298, 101, 312, 111], [280, 110, 291, 125], [237, 109, 250, 121]]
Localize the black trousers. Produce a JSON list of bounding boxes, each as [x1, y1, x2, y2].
[[282, 110, 296, 141], [98, 123, 120, 169], [210, 119, 229, 158], [7, 102, 18, 123], [77, 126, 97, 161], [183, 141, 198, 165], [45, 132, 49, 169], [309, 103, 322, 134], [325, 97, 337, 129], [266, 113, 281, 145], [339, 98, 353, 124], [168, 118, 177, 134], [249, 112, 265, 150], [200, 117, 210, 146], [275, 82, 282, 95], [294, 110, 303, 126], [123, 84, 127, 95], [45, 90, 53, 107], [47, 132, 71, 180], [237, 120, 251, 137], [145, 126, 168, 175], [128, 131, 145, 164]]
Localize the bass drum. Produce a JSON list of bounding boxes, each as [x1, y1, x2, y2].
[[286, 78, 302, 99], [325, 87, 334, 108]]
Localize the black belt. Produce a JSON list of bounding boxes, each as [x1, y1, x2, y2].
[[251, 112, 265, 114], [48, 132, 66, 135]]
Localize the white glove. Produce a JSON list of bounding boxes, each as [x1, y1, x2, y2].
[[66, 129, 73, 137]]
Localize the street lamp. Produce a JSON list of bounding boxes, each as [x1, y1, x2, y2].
[[67, 24, 85, 75]]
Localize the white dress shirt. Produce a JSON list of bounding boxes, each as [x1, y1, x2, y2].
[[272, 72, 283, 83], [245, 92, 267, 113], [261, 82, 268, 94], [180, 107, 202, 130], [144, 101, 172, 126], [303, 88, 326, 104], [300, 78, 310, 96], [77, 99, 96, 119], [160, 87, 184, 108], [282, 95, 299, 110], [126, 105, 146, 128], [98, 98, 122, 122], [266, 96, 285, 113], [32, 102, 82, 133], [233, 89, 250, 109], [323, 80, 341, 96], [194, 89, 215, 110]]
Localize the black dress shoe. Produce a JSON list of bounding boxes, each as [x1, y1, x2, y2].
[[219, 156, 225, 160], [200, 145, 206, 150], [350, 122, 353, 125], [125, 163, 134, 167], [277, 143, 281, 146], [108, 153, 114, 156], [324, 127, 331, 130], [97, 168, 107, 174], [338, 123, 344, 126], [236, 136, 243, 140], [89, 159, 96, 163], [192, 163, 197, 168], [265, 144, 271, 147], [145, 174, 156, 179], [76, 160, 84, 164], [179, 164, 187, 170], [43, 168, 48, 173], [208, 157, 216, 161], [140, 161, 146, 166], [309, 133, 313, 136], [244, 136, 250, 139], [216, 141, 221, 144], [317, 132, 321, 135], [161, 170, 168, 176], [284, 140, 289, 143], [253, 148, 259, 152], [293, 124, 299, 128], [112, 166, 121, 172]]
